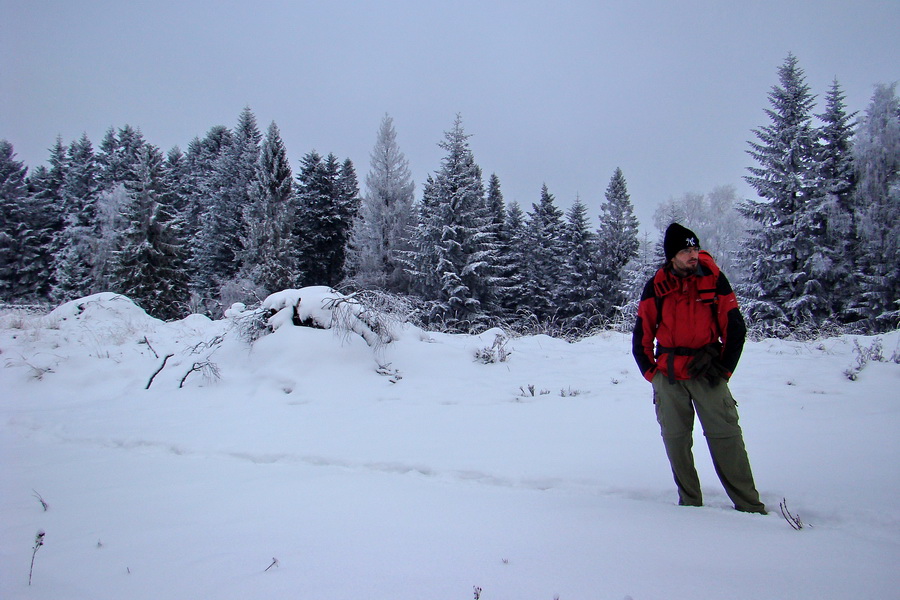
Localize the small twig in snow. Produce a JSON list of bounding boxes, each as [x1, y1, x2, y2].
[[146, 353, 174, 389], [265, 557, 279, 572], [32, 490, 48, 511], [179, 360, 221, 388], [139, 336, 159, 358], [779, 498, 804, 530]]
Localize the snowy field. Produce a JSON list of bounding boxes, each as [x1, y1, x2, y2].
[[1, 291, 898, 600]]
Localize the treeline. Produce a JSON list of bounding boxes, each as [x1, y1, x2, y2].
[[0, 107, 642, 333], [0, 54, 897, 335]]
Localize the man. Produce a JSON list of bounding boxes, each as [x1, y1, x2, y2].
[[632, 223, 766, 514]]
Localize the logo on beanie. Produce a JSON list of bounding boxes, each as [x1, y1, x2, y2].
[[685, 237, 697, 247]]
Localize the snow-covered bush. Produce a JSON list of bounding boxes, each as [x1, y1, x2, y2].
[[228, 286, 399, 348], [474, 332, 511, 364], [844, 337, 888, 380]]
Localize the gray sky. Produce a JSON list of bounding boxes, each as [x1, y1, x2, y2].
[[2, 0, 898, 231]]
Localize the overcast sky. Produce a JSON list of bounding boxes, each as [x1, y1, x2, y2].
[[2, 0, 898, 231]]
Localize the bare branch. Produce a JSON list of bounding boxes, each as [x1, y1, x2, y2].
[[779, 498, 804, 530], [146, 354, 174, 389]]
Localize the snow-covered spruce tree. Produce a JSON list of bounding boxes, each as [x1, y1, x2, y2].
[[0, 140, 31, 300], [346, 115, 415, 293], [17, 139, 67, 300], [96, 125, 147, 193], [181, 126, 233, 304], [557, 196, 604, 332], [338, 156, 363, 281], [294, 152, 360, 287], [483, 173, 519, 321], [402, 174, 442, 300], [191, 108, 260, 308], [850, 83, 900, 331], [163, 145, 191, 218], [182, 126, 233, 245], [112, 145, 190, 320], [520, 184, 566, 323], [814, 79, 858, 322], [595, 167, 640, 321], [741, 53, 825, 330], [496, 200, 530, 323], [485, 173, 506, 243], [238, 121, 299, 296], [53, 133, 102, 301], [403, 115, 498, 329]]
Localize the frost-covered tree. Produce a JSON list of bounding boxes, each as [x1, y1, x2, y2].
[[850, 83, 900, 330], [164, 145, 191, 217], [741, 54, 823, 328], [485, 173, 506, 242], [96, 125, 146, 193], [521, 184, 566, 322], [191, 108, 260, 305], [239, 121, 299, 295], [557, 196, 603, 331], [404, 174, 443, 299], [653, 185, 749, 281], [53, 133, 101, 301], [92, 185, 131, 291], [404, 115, 497, 328], [113, 145, 190, 320], [620, 231, 661, 329], [346, 115, 416, 293], [483, 173, 518, 317], [294, 151, 359, 287], [497, 200, 529, 321], [596, 168, 640, 320], [0, 140, 31, 300], [182, 126, 233, 245], [19, 139, 68, 299], [813, 80, 858, 321]]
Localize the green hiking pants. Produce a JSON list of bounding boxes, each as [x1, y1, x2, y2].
[[652, 372, 766, 513]]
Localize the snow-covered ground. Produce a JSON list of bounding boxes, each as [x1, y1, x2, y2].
[[1, 292, 898, 600]]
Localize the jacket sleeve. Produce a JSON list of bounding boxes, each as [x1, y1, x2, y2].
[[632, 278, 659, 382], [715, 272, 746, 375]]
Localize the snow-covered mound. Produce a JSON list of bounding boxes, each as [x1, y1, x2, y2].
[[227, 286, 399, 347], [1, 294, 898, 600]]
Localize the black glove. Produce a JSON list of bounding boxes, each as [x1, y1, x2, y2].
[[687, 343, 722, 379], [704, 358, 730, 387]]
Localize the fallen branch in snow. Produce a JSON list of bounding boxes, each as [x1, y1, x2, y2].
[[139, 336, 159, 358], [188, 335, 224, 355], [264, 557, 279, 572], [145, 353, 174, 389], [179, 360, 221, 388], [779, 498, 804, 530]]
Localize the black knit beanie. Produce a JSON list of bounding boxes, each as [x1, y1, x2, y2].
[[664, 223, 700, 262]]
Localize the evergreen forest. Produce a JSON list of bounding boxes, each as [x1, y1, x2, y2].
[[1, 55, 897, 336]]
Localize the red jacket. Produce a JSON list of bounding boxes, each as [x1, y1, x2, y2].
[[632, 251, 746, 382]]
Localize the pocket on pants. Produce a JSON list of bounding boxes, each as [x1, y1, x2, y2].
[[721, 389, 740, 427]]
